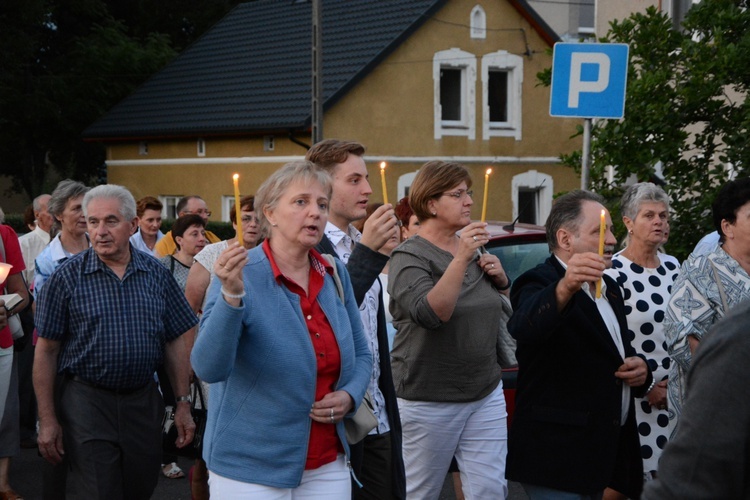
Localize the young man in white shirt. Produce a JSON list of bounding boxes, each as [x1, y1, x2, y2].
[[307, 139, 404, 500]]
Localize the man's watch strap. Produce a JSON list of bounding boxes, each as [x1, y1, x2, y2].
[[175, 395, 192, 404]]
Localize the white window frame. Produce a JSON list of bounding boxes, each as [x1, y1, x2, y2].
[[482, 50, 523, 140], [397, 171, 419, 201], [221, 196, 235, 223], [197, 139, 206, 157], [433, 48, 476, 140], [470, 5, 486, 39], [158, 195, 181, 219], [511, 170, 553, 225]]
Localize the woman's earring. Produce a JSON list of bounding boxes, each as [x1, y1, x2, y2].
[[431, 212, 436, 216], [629, 229, 633, 235]]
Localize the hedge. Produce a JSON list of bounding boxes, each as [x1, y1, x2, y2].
[[3, 213, 235, 241]]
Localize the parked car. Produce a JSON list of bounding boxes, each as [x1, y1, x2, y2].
[[483, 220, 549, 427]]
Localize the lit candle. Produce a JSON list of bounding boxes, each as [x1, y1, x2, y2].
[[596, 209, 605, 298], [0, 263, 12, 284], [481, 168, 492, 222], [233, 173, 242, 243], [380, 162, 388, 205]]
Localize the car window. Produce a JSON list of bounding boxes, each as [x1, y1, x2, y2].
[[487, 241, 549, 282]]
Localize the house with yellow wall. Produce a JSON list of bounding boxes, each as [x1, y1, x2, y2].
[[84, 0, 583, 224]]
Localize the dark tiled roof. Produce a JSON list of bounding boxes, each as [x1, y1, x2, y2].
[[84, 0, 557, 140]]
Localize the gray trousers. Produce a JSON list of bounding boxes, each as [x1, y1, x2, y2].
[[60, 378, 163, 500]]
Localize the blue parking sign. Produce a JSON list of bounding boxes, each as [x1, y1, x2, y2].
[[550, 43, 629, 119]]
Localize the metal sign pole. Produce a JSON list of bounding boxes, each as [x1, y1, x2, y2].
[[581, 118, 591, 190]]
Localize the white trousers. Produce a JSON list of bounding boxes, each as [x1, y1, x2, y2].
[[398, 382, 508, 500], [208, 454, 351, 499], [0, 349, 13, 423]]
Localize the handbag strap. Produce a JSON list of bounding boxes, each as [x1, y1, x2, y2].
[[321, 254, 345, 303], [192, 380, 206, 408], [0, 229, 6, 294]]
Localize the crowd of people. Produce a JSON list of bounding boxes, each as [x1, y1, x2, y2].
[[0, 141, 749, 499]]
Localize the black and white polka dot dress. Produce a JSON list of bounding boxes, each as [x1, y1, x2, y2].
[[608, 252, 680, 478]]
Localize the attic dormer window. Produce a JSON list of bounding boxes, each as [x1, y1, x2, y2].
[[470, 5, 486, 39]]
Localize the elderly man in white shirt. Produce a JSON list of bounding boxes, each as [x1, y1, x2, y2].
[[18, 194, 53, 286]]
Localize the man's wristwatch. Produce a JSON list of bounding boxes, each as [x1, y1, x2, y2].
[[175, 395, 192, 404]]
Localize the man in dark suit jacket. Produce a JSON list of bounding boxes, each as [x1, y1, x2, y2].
[[507, 190, 652, 499]]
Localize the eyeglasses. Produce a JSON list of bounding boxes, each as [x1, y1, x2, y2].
[[241, 216, 260, 224], [441, 189, 473, 200], [190, 210, 212, 217]]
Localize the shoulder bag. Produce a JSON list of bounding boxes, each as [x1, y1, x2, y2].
[[162, 381, 208, 460]]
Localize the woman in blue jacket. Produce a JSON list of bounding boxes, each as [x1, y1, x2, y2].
[[192, 161, 371, 498]]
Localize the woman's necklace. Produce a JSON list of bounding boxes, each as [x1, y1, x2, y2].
[[621, 248, 659, 269]]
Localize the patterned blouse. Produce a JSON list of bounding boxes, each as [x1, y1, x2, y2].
[[664, 245, 750, 433]]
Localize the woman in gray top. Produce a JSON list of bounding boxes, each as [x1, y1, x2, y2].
[[388, 160, 513, 499]]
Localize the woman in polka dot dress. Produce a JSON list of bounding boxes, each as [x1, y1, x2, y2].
[[606, 183, 680, 489]]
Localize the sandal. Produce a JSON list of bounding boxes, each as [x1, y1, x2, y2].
[[161, 462, 185, 479]]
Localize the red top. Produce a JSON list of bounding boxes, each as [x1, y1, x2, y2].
[[0, 225, 26, 348], [262, 240, 343, 469]]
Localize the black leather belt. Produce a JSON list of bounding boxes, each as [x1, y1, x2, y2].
[[69, 375, 147, 395]]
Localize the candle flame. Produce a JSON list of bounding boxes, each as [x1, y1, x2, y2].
[[380, 161, 386, 170], [233, 173, 239, 180], [486, 168, 492, 175]]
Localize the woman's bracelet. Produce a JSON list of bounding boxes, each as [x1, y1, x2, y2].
[[498, 277, 512, 291], [645, 378, 657, 395], [221, 287, 246, 299]]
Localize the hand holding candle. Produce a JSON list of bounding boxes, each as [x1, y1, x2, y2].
[[380, 162, 388, 205], [481, 168, 492, 222], [596, 209, 605, 298], [233, 174, 242, 243]]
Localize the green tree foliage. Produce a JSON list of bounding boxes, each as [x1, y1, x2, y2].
[[544, 1, 750, 260], [0, 0, 239, 200]]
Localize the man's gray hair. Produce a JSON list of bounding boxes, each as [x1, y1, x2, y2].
[[48, 180, 90, 219], [255, 160, 332, 239], [620, 182, 670, 220], [83, 184, 137, 220], [33, 194, 50, 212], [545, 190, 605, 252]]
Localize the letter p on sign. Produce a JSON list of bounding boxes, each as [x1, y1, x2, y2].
[[568, 52, 610, 108], [550, 43, 629, 119]]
